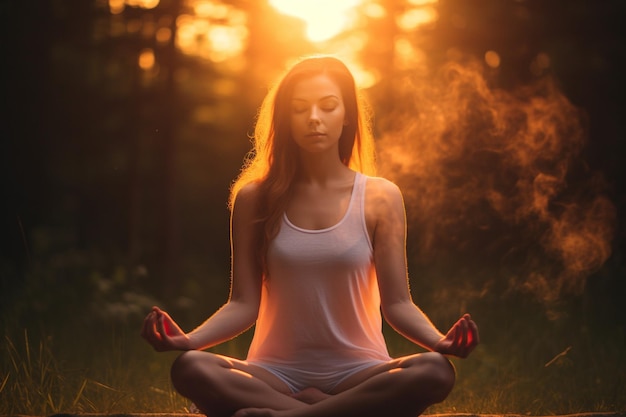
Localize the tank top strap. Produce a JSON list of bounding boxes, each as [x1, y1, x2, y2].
[[348, 172, 373, 252], [352, 172, 367, 215]]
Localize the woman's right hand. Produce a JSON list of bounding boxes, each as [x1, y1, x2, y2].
[[141, 306, 193, 351]]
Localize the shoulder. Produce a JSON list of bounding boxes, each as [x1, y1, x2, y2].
[[232, 181, 263, 220], [363, 176, 405, 221], [235, 181, 262, 204], [364, 176, 404, 205]]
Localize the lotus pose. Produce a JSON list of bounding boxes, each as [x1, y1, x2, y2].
[[141, 56, 479, 417]]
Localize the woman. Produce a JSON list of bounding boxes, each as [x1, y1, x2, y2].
[[141, 56, 479, 417]]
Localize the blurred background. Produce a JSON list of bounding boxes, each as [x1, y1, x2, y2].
[[1, 0, 625, 414]]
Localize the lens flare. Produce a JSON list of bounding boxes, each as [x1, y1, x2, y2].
[[376, 59, 616, 307], [269, 0, 361, 42]]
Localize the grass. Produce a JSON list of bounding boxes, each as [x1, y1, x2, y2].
[[1, 253, 624, 415], [1, 320, 625, 416], [0, 328, 187, 415]]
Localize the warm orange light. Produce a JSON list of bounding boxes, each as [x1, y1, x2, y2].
[[155, 27, 172, 44], [127, 0, 159, 9], [362, 2, 386, 19], [109, 0, 125, 14], [138, 48, 155, 70], [194, 0, 229, 19], [269, 0, 362, 42], [396, 6, 438, 31], [207, 25, 248, 62], [110, 0, 159, 12], [408, 0, 438, 5], [175, 3, 248, 62], [484, 50, 500, 68], [395, 38, 426, 71], [347, 59, 377, 89]]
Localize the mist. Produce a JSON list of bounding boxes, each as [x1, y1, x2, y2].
[[375, 59, 616, 309]]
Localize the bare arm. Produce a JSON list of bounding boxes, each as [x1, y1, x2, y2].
[[367, 178, 478, 357], [142, 183, 263, 351]]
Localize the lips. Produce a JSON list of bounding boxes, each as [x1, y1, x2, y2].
[[306, 132, 326, 137]]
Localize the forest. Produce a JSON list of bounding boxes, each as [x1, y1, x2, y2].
[[1, 0, 625, 413]]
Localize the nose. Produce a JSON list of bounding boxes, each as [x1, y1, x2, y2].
[[308, 105, 321, 125]]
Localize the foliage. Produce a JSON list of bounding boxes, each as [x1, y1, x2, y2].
[[1, 248, 625, 414]]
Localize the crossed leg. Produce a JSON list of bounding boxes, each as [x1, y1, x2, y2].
[[170, 351, 455, 417], [170, 351, 307, 417]]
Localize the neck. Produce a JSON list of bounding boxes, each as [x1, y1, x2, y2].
[[296, 151, 352, 185]]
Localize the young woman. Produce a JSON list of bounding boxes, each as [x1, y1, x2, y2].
[[141, 56, 479, 417]]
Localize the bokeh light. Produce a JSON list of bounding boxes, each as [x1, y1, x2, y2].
[[396, 5, 438, 31], [176, 3, 248, 63], [108, 0, 159, 14], [138, 48, 155, 70], [485, 50, 501, 68]]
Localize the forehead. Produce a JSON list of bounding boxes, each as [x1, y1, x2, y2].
[[291, 74, 343, 101]]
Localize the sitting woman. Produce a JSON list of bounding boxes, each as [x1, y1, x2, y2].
[[141, 56, 479, 417]]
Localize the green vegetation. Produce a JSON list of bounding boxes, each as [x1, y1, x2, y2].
[[1, 320, 624, 415], [1, 256, 624, 415]]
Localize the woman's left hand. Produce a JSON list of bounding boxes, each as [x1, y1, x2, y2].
[[433, 313, 479, 358]]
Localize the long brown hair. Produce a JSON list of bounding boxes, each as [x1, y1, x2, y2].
[[229, 56, 377, 271]]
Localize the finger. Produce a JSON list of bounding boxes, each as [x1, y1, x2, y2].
[[452, 320, 464, 348], [469, 319, 480, 345], [459, 317, 469, 348], [144, 312, 164, 346], [157, 313, 169, 341], [159, 310, 174, 335], [141, 311, 156, 339]]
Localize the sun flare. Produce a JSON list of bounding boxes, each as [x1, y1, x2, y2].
[[269, 0, 362, 42]]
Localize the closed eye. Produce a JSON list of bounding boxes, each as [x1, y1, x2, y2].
[[320, 98, 339, 112], [292, 106, 308, 113]]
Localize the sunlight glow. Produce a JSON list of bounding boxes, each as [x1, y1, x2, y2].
[[269, 0, 362, 42], [109, 0, 125, 14], [127, 0, 159, 8], [108, 0, 159, 13], [395, 37, 426, 70], [396, 6, 438, 31], [408, 0, 438, 5], [362, 2, 386, 19], [176, 3, 248, 62], [194, 0, 229, 19]]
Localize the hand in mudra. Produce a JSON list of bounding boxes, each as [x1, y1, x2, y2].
[[141, 306, 192, 351], [434, 314, 479, 358]]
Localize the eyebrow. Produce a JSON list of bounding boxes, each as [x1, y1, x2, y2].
[[292, 95, 340, 102]]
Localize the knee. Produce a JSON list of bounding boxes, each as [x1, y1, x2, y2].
[[422, 352, 456, 402], [170, 350, 214, 396], [408, 352, 456, 403]]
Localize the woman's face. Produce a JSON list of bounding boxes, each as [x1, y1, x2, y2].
[[289, 74, 346, 156]]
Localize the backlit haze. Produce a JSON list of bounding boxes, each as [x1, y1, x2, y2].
[[106, 0, 616, 311]]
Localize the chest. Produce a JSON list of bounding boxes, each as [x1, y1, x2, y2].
[[286, 184, 353, 230]]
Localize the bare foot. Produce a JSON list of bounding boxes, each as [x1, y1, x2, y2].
[[289, 387, 331, 404]]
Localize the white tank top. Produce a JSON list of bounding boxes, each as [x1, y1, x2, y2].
[[247, 172, 391, 371]]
